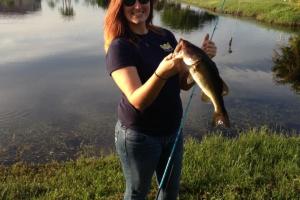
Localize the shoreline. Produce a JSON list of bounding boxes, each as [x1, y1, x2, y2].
[[180, 0, 300, 28]]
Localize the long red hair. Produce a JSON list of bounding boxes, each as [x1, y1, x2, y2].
[[104, 0, 158, 52]]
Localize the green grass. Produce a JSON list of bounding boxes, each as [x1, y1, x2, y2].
[[179, 0, 300, 27], [0, 128, 299, 199]]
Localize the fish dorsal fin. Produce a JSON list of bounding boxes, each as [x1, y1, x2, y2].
[[201, 92, 211, 103], [222, 80, 229, 96]]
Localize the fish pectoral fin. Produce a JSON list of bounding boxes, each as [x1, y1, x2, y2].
[[200, 92, 211, 103], [187, 73, 195, 84], [222, 79, 229, 96]]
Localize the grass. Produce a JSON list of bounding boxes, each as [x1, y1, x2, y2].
[[0, 128, 299, 199], [179, 0, 300, 27]]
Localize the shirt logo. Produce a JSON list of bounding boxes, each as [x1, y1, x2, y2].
[[160, 42, 173, 52]]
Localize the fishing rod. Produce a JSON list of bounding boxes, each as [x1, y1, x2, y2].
[[155, 0, 227, 199], [211, 0, 226, 40]]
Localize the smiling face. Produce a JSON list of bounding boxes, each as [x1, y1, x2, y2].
[[123, 0, 150, 26]]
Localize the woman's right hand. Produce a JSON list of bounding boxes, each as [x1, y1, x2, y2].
[[155, 53, 184, 79]]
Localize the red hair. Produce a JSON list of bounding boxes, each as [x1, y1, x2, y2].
[[104, 0, 159, 52]]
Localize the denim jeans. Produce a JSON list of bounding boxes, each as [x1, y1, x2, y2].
[[115, 121, 183, 200]]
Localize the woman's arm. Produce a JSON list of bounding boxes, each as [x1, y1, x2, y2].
[[112, 66, 166, 111], [111, 54, 183, 111]]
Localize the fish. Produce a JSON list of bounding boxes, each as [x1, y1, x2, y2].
[[174, 38, 230, 127]]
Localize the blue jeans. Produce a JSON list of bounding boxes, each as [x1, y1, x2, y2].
[[115, 121, 183, 200]]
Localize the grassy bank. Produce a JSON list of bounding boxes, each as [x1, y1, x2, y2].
[[0, 128, 299, 199], [180, 0, 300, 27]]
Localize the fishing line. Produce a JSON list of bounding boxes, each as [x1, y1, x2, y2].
[[228, 0, 241, 54], [155, 0, 227, 199]]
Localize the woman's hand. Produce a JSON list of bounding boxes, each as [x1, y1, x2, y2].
[[202, 33, 217, 58], [155, 53, 184, 79]]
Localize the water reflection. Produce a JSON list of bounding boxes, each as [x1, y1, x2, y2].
[[45, 0, 76, 18], [60, 0, 75, 19], [272, 35, 300, 94], [84, 0, 108, 9], [0, 0, 41, 13], [47, 0, 56, 9], [157, 1, 216, 32]]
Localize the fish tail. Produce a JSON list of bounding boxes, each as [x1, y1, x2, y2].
[[212, 112, 230, 128]]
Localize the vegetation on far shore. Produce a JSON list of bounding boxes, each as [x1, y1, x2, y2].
[[0, 128, 299, 199], [179, 0, 300, 27], [273, 34, 300, 94]]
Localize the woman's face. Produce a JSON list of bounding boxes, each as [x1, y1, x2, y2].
[[122, 0, 150, 26]]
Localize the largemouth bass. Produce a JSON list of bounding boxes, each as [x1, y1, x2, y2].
[[174, 38, 230, 127]]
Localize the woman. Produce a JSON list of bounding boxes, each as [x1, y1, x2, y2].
[[104, 0, 217, 199]]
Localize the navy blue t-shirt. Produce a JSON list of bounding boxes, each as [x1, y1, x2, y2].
[[106, 28, 182, 135]]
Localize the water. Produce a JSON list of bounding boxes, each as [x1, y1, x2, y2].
[[0, 0, 299, 164]]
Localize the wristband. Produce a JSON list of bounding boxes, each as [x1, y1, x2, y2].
[[154, 71, 168, 81]]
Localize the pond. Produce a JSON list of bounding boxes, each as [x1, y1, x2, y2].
[[0, 0, 299, 164]]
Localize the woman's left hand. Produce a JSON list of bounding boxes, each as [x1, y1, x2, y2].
[[201, 33, 217, 58]]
